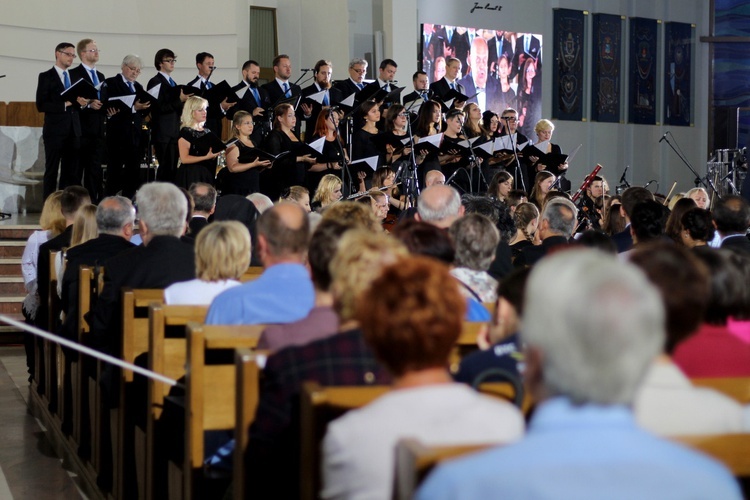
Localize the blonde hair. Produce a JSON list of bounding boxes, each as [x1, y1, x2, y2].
[[195, 221, 251, 281], [40, 191, 66, 236], [534, 118, 555, 134], [70, 204, 98, 248], [313, 174, 343, 207], [181, 96, 209, 129], [279, 186, 309, 204], [330, 230, 408, 321]]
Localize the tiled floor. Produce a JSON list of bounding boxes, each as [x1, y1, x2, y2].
[[0, 346, 85, 499]]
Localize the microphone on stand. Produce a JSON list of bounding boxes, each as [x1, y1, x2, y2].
[[659, 132, 669, 143], [619, 165, 629, 184], [445, 169, 460, 186], [299, 68, 313, 72]]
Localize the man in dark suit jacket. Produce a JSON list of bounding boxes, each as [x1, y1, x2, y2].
[[300, 59, 343, 139], [186, 52, 235, 137], [261, 54, 303, 135], [102, 54, 152, 199], [35, 42, 84, 199], [227, 60, 271, 145], [147, 48, 187, 184], [514, 33, 542, 77], [458, 36, 504, 113], [429, 57, 466, 109], [611, 187, 655, 253], [402, 70, 431, 105], [69, 39, 105, 203], [187, 182, 216, 237], [714, 195, 750, 253], [515, 199, 576, 268], [332, 58, 368, 101], [89, 183, 195, 357]]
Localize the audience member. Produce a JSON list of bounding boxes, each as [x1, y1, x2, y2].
[[611, 186, 655, 253], [187, 182, 216, 236], [416, 185, 464, 229], [448, 213, 500, 302], [417, 250, 741, 499], [664, 197, 696, 244], [680, 207, 715, 249], [514, 197, 576, 267], [322, 256, 524, 499], [164, 221, 250, 305], [205, 203, 313, 324], [55, 203, 98, 297], [713, 195, 750, 253]]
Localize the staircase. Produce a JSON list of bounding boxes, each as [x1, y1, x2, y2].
[[0, 218, 38, 344]]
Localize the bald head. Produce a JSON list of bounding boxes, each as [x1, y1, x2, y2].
[[417, 185, 464, 229], [425, 170, 446, 187], [468, 36, 489, 88], [256, 202, 310, 263]]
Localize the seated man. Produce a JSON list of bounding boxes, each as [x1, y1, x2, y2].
[[322, 256, 524, 499], [244, 230, 408, 498], [514, 197, 577, 268], [417, 250, 741, 499], [205, 202, 314, 325], [630, 242, 745, 434]]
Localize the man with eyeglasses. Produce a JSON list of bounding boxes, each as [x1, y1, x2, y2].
[[148, 48, 188, 183], [35, 42, 86, 199], [497, 108, 531, 193], [333, 58, 368, 100], [228, 60, 270, 145], [102, 54, 151, 199], [69, 39, 105, 203]]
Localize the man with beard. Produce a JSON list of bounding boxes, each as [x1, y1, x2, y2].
[[300, 59, 342, 139], [228, 60, 271, 144]]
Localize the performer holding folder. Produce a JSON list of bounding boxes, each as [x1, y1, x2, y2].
[[217, 110, 272, 196], [526, 119, 571, 193], [176, 96, 225, 189]]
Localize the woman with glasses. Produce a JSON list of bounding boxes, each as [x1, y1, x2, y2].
[[217, 110, 272, 196]]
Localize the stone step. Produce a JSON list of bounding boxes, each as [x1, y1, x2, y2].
[[0, 241, 27, 258], [0, 294, 24, 314], [0, 277, 26, 295], [0, 226, 37, 241], [0, 258, 22, 276]]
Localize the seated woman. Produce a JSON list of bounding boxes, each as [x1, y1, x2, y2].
[[529, 170, 555, 210], [487, 171, 514, 204], [509, 202, 540, 262], [176, 96, 222, 189], [372, 166, 407, 214], [448, 213, 501, 303], [321, 256, 524, 500], [279, 185, 312, 213], [56, 204, 98, 298], [312, 173, 344, 213], [665, 197, 697, 244], [680, 208, 715, 249], [218, 110, 272, 196], [685, 187, 710, 210], [164, 221, 250, 305]]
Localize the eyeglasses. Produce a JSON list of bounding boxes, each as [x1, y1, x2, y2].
[[162, 58, 177, 64], [502, 116, 517, 122], [398, 113, 409, 117], [126, 66, 141, 74], [83, 49, 100, 54], [352, 68, 367, 74], [58, 50, 76, 58]]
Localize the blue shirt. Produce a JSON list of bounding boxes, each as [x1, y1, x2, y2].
[[465, 297, 490, 322], [205, 263, 314, 325], [417, 397, 742, 500]]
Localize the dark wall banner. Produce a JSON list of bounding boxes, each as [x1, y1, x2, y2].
[[591, 13, 622, 123], [552, 8, 585, 121], [664, 22, 693, 126], [629, 17, 658, 124]]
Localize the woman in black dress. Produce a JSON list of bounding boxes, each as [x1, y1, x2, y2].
[[351, 100, 385, 190], [262, 103, 315, 200], [176, 96, 221, 188], [218, 110, 272, 196], [306, 106, 348, 195]]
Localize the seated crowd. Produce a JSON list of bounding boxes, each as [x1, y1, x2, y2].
[[20, 175, 750, 499]]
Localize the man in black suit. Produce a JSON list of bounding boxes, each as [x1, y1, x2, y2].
[[429, 57, 466, 109], [186, 52, 234, 137], [228, 60, 271, 145], [611, 187, 655, 253], [402, 70, 430, 105], [333, 57, 368, 100], [69, 39, 105, 203], [300, 59, 342, 138], [714, 195, 750, 253], [458, 36, 502, 113], [102, 54, 151, 199], [187, 182, 216, 237], [514, 33, 542, 79], [89, 182, 195, 357], [261, 54, 302, 134], [147, 48, 187, 183], [35, 42, 85, 199]]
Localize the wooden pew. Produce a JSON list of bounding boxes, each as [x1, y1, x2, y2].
[[143, 303, 208, 500], [112, 288, 163, 500], [240, 266, 264, 282], [299, 381, 390, 500], [477, 382, 534, 415], [691, 377, 750, 404], [232, 348, 264, 500], [44, 250, 63, 422], [449, 321, 483, 372], [393, 434, 750, 499], [180, 322, 265, 500]]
